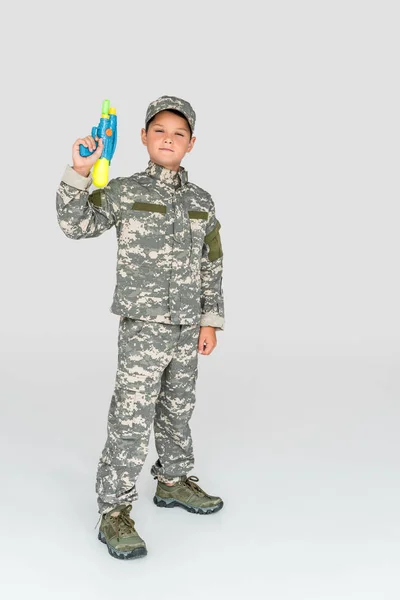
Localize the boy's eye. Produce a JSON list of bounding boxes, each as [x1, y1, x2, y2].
[[155, 129, 184, 137]]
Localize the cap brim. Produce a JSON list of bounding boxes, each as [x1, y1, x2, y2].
[[146, 105, 193, 129]]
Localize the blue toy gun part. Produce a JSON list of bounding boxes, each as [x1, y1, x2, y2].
[[79, 99, 117, 187]]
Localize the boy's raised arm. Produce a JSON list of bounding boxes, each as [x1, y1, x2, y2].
[[56, 165, 120, 239], [200, 196, 225, 331]]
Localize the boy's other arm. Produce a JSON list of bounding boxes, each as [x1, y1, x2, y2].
[[55, 165, 119, 239], [199, 196, 225, 331]]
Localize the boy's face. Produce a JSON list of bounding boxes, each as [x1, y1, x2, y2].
[[141, 110, 196, 171]]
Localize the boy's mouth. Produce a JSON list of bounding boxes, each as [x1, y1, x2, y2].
[[159, 148, 174, 152]]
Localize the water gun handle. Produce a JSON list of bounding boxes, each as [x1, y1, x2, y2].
[[79, 126, 99, 157]]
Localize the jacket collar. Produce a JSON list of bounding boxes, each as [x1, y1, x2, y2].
[[144, 159, 188, 188]]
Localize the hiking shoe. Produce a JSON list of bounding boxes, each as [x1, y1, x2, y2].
[[153, 475, 224, 515], [97, 504, 147, 560]]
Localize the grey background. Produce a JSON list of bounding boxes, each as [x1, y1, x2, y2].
[[1, 0, 399, 598]]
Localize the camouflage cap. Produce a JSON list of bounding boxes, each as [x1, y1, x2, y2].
[[145, 95, 196, 133]]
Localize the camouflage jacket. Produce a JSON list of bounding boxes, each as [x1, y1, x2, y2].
[[56, 159, 225, 330]]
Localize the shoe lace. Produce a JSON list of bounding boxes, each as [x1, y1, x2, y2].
[[183, 475, 211, 498], [111, 509, 137, 541], [94, 514, 101, 530], [93, 505, 136, 541]]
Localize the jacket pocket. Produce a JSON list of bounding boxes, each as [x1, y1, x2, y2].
[[188, 210, 208, 220], [121, 202, 167, 264], [131, 202, 167, 214], [204, 220, 223, 261]]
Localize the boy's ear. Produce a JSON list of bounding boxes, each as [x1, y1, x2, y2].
[[187, 135, 196, 153], [141, 128, 147, 146]]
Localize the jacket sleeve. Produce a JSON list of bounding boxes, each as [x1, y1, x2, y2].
[[199, 196, 225, 330], [56, 165, 120, 239]]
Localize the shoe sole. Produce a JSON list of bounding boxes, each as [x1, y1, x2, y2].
[[153, 495, 224, 515], [98, 530, 147, 560]]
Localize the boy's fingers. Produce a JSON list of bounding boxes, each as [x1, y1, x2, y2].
[[198, 336, 214, 355]]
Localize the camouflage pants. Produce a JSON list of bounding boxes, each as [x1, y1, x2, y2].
[[95, 317, 200, 514]]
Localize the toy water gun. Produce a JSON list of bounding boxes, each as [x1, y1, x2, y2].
[[79, 99, 117, 187]]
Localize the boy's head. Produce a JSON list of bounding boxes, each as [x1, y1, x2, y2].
[[141, 95, 197, 171]]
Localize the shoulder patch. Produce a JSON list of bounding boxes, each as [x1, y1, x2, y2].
[[90, 189, 103, 207]]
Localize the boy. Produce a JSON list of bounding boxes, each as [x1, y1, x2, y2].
[[56, 95, 225, 560]]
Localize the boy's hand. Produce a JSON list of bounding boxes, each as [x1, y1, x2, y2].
[[72, 135, 104, 177], [198, 326, 217, 355]]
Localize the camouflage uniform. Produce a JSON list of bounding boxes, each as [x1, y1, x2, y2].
[[55, 96, 224, 515]]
